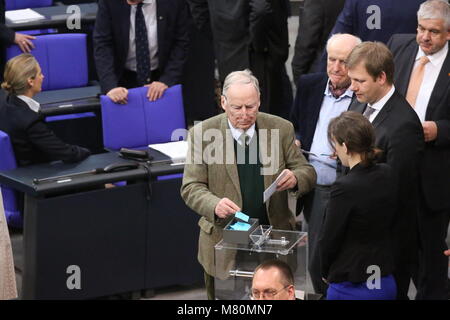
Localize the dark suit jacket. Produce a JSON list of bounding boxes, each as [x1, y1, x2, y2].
[[188, 0, 292, 118], [188, 0, 290, 82], [319, 163, 396, 283], [291, 0, 345, 82], [0, 0, 15, 80], [331, 0, 425, 43], [388, 35, 450, 212], [290, 72, 329, 152], [0, 95, 91, 166], [93, 0, 189, 93], [349, 90, 424, 262]]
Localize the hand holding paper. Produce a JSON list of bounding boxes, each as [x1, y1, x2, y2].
[[276, 169, 297, 192], [263, 169, 297, 203], [215, 197, 241, 219]]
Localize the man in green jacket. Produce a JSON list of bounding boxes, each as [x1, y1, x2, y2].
[[181, 69, 316, 299]]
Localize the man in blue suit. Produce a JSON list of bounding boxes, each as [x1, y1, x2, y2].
[[330, 0, 426, 43], [290, 33, 361, 296], [93, 0, 189, 104]]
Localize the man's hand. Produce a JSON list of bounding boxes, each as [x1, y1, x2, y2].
[[276, 169, 297, 192], [444, 249, 450, 257], [146, 81, 168, 101], [214, 197, 241, 219], [423, 121, 438, 142], [14, 33, 35, 53], [294, 139, 301, 147], [107, 87, 129, 104]]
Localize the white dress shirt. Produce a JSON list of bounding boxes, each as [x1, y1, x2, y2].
[[228, 120, 256, 146], [125, 0, 159, 72], [412, 42, 448, 122], [17, 95, 40, 113], [366, 85, 396, 123]]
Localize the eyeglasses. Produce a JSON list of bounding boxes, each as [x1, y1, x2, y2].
[[249, 285, 290, 300]]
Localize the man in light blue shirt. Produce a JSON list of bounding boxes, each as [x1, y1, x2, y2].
[[290, 33, 361, 296]]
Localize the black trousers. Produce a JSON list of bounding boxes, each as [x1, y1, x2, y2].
[[303, 186, 331, 296], [415, 199, 450, 300]]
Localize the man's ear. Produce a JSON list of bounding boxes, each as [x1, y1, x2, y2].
[[377, 71, 387, 85], [287, 285, 296, 300], [220, 95, 227, 111], [342, 142, 349, 155], [27, 77, 34, 88]]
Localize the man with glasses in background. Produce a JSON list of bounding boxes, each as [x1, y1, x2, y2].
[[251, 260, 296, 300]]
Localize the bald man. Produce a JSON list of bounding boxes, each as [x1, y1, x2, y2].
[[290, 33, 361, 296]]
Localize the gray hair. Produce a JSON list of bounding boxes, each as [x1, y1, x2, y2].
[[326, 33, 362, 53], [222, 69, 260, 97], [418, 0, 450, 29]]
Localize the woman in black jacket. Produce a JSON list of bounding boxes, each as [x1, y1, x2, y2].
[[319, 111, 397, 300], [0, 53, 90, 166]]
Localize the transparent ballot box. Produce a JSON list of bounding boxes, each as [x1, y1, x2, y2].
[[214, 225, 308, 300]]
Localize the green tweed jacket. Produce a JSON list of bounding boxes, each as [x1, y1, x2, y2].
[[181, 112, 316, 277]]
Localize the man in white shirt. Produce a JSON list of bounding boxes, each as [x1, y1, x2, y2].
[[93, 0, 189, 103], [347, 41, 425, 300], [387, 0, 450, 300]]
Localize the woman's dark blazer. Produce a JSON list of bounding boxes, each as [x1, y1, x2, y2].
[[0, 95, 91, 166], [319, 162, 397, 284]]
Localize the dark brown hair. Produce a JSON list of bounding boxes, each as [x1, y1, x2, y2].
[[328, 111, 382, 167], [346, 42, 395, 84], [253, 259, 294, 287]]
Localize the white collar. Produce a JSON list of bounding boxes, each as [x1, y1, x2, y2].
[[227, 119, 256, 145], [132, 0, 153, 5], [17, 95, 40, 113], [368, 85, 395, 111], [416, 42, 448, 67]]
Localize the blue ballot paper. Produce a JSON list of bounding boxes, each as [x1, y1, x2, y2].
[[228, 221, 252, 231], [235, 211, 250, 222]]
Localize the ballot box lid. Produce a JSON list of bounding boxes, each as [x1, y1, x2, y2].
[[215, 225, 307, 255]]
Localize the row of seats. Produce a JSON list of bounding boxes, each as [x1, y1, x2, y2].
[[1, 84, 186, 228], [6, 0, 52, 11]]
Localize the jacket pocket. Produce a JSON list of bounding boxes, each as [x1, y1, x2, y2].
[[198, 217, 214, 235]]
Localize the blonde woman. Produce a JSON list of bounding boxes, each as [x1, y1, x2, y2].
[[0, 54, 90, 166], [0, 191, 17, 300]]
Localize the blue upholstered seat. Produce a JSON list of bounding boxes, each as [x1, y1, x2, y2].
[[6, 33, 89, 91], [0, 130, 22, 228], [6, 0, 52, 10], [101, 85, 186, 151]]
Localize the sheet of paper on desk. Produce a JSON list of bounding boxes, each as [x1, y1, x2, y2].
[[263, 170, 287, 203], [148, 140, 188, 164], [6, 9, 45, 23]]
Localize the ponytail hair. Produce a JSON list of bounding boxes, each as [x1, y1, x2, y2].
[[328, 111, 382, 167], [1, 53, 40, 96]]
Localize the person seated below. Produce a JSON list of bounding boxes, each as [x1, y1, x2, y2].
[[0, 54, 91, 166], [251, 259, 297, 300]]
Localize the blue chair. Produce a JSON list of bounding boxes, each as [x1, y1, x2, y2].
[[0, 130, 22, 228], [6, 33, 89, 91], [6, 0, 52, 10], [101, 85, 186, 151], [6, 33, 101, 150]]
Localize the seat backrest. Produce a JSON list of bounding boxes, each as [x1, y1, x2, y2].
[[6, 33, 88, 91], [6, 0, 52, 10], [101, 85, 186, 150], [0, 130, 22, 228]]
